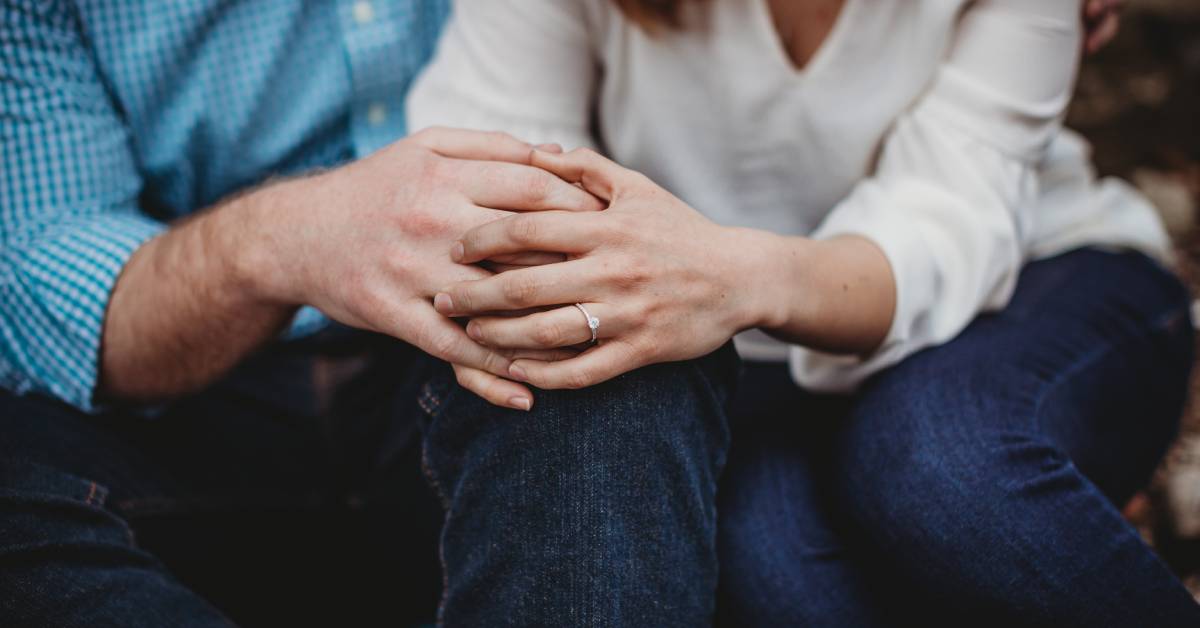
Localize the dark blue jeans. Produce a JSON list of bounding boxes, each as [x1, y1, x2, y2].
[[0, 330, 737, 626], [718, 249, 1200, 627]]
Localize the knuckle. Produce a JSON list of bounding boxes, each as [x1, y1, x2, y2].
[[407, 153, 443, 191], [636, 335, 662, 361], [609, 262, 650, 290], [427, 154, 457, 184], [405, 207, 450, 238], [563, 367, 593, 390], [409, 127, 433, 145], [532, 321, 564, 348], [428, 330, 460, 360], [385, 249, 414, 272], [481, 350, 508, 375], [523, 172, 555, 203], [422, 125, 449, 139], [486, 130, 516, 146], [596, 218, 631, 245], [502, 274, 539, 307], [507, 215, 540, 246], [345, 271, 385, 317], [449, 287, 473, 312]]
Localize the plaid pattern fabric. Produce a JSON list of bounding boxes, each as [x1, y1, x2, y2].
[[1, 0, 448, 411]]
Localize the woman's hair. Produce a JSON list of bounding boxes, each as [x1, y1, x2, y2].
[[613, 0, 698, 29]]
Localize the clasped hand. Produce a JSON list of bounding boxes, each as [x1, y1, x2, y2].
[[436, 149, 770, 407]]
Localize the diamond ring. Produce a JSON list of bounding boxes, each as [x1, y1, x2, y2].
[[574, 303, 600, 345]]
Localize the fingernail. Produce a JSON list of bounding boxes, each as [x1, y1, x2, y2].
[[508, 396, 532, 411], [509, 364, 527, 382], [434, 293, 454, 314], [451, 241, 465, 263], [466, 321, 483, 341]]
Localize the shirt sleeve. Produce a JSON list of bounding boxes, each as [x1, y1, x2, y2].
[[1, 3, 166, 412], [791, 0, 1084, 392], [406, 0, 600, 150]]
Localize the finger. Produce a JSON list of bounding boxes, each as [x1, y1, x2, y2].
[[410, 127, 537, 164], [453, 211, 607, 264], [448, 160, 605, 213], [507, 341, 642, 390], [435, 261, 596, 315], [503, 347, 582, 361], [535, 143, 564, 154], [1084, 0, 1117, 20], [1086, 13, 1119, 54], [419, 254, 492, 298], [467, 303, 619, 350], [452, 364, 534, 411], [406, 305, 512, 377], [488, 251, 568, 267], [529, 147, 637, 202]]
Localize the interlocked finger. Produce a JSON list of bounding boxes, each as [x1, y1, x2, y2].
[[466, 303, 619, 350]]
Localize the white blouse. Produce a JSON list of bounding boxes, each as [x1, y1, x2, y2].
[[407, 0, 1171, 392]]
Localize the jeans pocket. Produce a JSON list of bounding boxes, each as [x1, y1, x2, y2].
[[0, 458, 111, 508], [0, 457, 138, 549]]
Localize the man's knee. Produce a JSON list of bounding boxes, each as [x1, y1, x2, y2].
[[421, 346, 738, 625], [422, 344, 737, 487]]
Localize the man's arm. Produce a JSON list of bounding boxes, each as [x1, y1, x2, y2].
[[99, 128, 603, 405], [98, 184, 298, 401], [1, 2, 165, 411]]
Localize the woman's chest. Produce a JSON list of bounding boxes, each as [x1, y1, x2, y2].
[[594, 0, 966, 225]]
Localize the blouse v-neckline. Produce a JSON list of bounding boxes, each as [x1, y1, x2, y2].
[[750, 0, 858, 81]]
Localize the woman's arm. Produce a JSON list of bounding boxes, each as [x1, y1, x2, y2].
[[788, 0, 1083, 390], [433, 0, 1085, 392]]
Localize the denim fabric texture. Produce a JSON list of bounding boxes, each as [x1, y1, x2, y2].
[[422, 344, 737, 626], [0, 329, 739, 627], [717, 249, 1200, 628]]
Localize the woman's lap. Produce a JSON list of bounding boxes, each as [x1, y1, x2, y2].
[[717, 248, 1199, 627]]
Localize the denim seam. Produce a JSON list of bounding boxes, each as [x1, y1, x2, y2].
[[1030, 302, 1190, 435], [420, 440, 452, 628], [417, 372, 463, 628]]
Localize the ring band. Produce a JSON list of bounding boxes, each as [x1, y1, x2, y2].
[[574, 303, 600, 345]]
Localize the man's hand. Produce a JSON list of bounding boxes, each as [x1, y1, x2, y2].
[[251, 127, 601, 372], [102, 128, 601, 410], [431, 148, 770, 391]]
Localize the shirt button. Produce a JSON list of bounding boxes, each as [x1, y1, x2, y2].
[[366, 103, 388, 126], [353, 1, 375, 25]]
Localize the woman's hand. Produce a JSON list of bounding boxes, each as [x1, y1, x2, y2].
[[433, 148, 777, 390], [1084, 0, 1121, 55]]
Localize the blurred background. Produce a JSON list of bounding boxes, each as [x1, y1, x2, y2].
[[1073, 0, 1200, 597]]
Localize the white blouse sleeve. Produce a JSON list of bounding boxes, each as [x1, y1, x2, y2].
[[792, 0, 1084, 392], [406, 0, 599, 151]]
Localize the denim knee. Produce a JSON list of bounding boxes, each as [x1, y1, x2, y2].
[[420, 345, 739, 626]]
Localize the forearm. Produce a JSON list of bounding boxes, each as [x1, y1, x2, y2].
[[99, 182, 300, 402], [739, 230, 896, 355]]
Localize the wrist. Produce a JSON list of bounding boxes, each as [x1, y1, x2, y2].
[[218, 175, 316, 307], [717, 227, 816, 334]]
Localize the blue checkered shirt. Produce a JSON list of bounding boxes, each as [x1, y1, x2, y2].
[[1, 0, 449, 411]]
